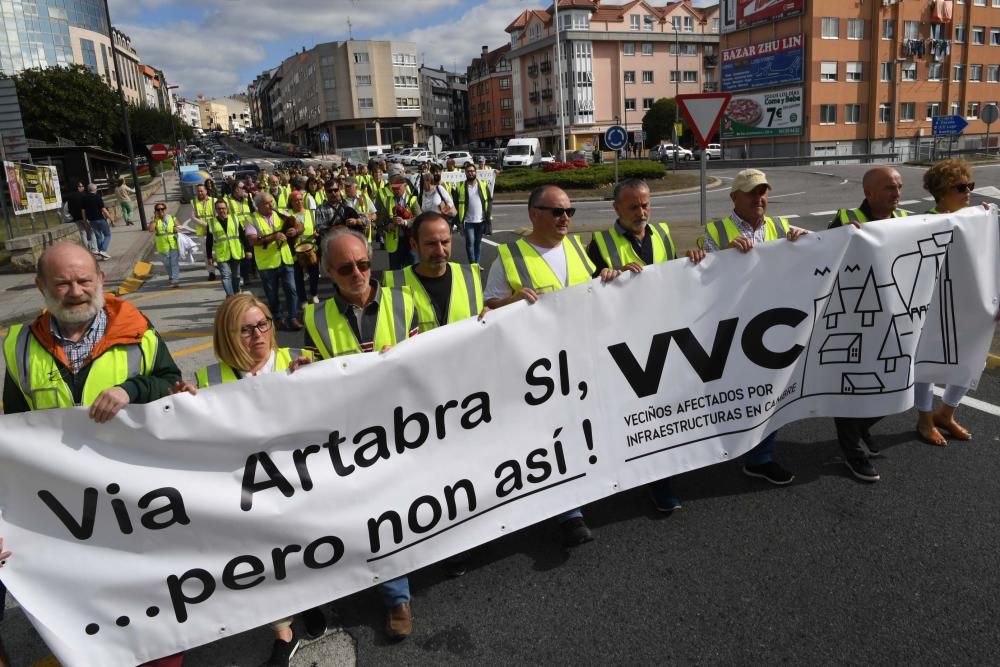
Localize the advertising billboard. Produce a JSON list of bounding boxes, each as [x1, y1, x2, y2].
[[4, 161, 62, 216], [721, 34, 804, 92], [720, 87, 802, 139], [721, 0, 805, 33]]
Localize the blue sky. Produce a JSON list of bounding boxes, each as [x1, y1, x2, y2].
[[109, 0, 716, 100]]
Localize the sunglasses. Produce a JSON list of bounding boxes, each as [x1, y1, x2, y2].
[[327, 189, 339, 194], [953, 182, 975, 193], [532, 206, 576, 218], [334, 259, 371, 276], [154, 207, 166, 212]]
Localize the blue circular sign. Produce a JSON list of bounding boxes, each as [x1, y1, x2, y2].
[[605, 125, 628, 150]]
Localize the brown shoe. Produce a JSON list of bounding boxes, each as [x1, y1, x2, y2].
[[385, 602, 412, 640], [289, 318, 304, 331]]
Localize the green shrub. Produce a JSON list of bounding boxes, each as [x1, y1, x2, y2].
[[494, 161, 667, 192]]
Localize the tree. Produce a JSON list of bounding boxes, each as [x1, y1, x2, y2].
[[641, 98, 687, 148], [6, 65, 120, 147]]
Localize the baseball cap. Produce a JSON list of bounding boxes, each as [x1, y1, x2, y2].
[[731, 169, 771, 193]]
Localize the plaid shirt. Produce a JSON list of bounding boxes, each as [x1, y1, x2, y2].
[[50, 309, 108, 374]]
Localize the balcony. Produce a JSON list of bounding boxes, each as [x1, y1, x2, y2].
[[524, 114, 557, 129], [703, 54, 718, 68], [541, 88, 553, 100], [528, 64, 539, 77], [529, 91, 540, 103], [703, 81, 719, 92], [540, 60, 552, 74]]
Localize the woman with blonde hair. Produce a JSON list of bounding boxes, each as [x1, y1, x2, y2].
[[915, 159, 977, 445]]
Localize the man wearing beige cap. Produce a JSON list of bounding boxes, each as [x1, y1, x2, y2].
[[691, 168, 808, 486]]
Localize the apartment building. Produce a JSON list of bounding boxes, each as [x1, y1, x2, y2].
[[111, 29, 142, 106], [467, 44, 516, 148], [198, 96, 251, 134], [721, 0, 1000, 161], [418, 65, 469, 146], [175, 97, 202, 133], [503, 0, 720, 153]]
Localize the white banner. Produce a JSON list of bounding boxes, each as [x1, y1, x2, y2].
[[439, 169, 495, 195], [1, 209, 998, 665]]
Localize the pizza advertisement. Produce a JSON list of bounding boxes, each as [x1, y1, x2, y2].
[[721, 87, 802, 139]]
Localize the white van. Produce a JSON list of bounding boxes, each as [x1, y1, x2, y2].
[[503, 138, 542, 168]]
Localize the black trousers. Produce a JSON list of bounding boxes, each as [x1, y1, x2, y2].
[[834, 416, 883, 460]]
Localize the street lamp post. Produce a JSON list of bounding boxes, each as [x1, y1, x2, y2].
[[673, 27, 680, 170], [102, 0, 148, 230], [553, 0, 567, 162], [167, 85, 180, 174]]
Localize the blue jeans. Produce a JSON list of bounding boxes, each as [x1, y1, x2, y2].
[[217, 258, 242, 296], [378, 576, 410, 607], [259, 264, 298, 323], [75, 220, 97, 251], [464, 222, 484, 264], [90, 218, 111, 252], [557, 508, 583, 523], [744, 431, 777, 466], [160, 248, 180, 283]]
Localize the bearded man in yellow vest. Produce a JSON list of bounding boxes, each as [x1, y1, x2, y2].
[[483, 184, 631, 547]]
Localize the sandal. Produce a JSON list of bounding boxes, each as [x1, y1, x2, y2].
[[933, 415, 972, 441], [917, 423, 948, 447]]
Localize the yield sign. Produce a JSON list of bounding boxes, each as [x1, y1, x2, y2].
[[676, 93, 732, 150]]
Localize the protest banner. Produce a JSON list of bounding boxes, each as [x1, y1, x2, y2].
[[0, 209, 997, 665], [439, 168, 495, 195], [3, 160, 62, 215]]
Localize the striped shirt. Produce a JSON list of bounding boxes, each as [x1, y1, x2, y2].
[[50, 308, 108, 374], [702, 211, 804, 253]]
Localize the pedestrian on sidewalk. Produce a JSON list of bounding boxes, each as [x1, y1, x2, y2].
[[149, 202, 181, 288], [115, 177, 136, 226], [65, 180, 97, 252], [82, 183, 112, 260]]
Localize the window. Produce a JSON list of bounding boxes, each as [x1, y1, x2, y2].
[[882, 19, 894, 40], [644, 15, 655, 31], [672, 16, 681, 31], [951, 101, 961, 116], [712, 18, 720, 32], [643, 97, 654, 110], [956, 25, 966, 43], [353, 52, 369, 64], [683, 70, 698, 82], [929, 62, 943, 81], [880, 61, 893, 82], [356, 75, 371, 86], [642, 70, 654, 83], [900, 102, 915, 121], [670, 70, 679, 83], [879, 103, 892, 123], [624, 70, 636, 83], [501, 98, 512, 109], [847, 61, 863, 82], [845, 104, 861, 124], [992, 29, 1000, 46], [625, 98, 636, 111], [848, 19, 864, 40], [500, 77, 510, 89], [502, 118, 513, 128], [575, 71, 592, 86], [394, 75, 418, 87], [623, 42, 635, 55], [902, 62, 917, 81], [904, 21, 920, 40], [968, 102, 980, 118], [641, 42, 654, 56], [392, 53, 417, 66], [971, 64, 983, 81], [822, 17, 839, 39], [995, 0, 1000, 7], [989, 65, 1000, 82], [926, 102, 940, 119], [821, 61, 838, 82], [630, 15, 640, 30], [684, 16, 693, 32], [973, 26, 986, 44], [820, 104, 837, 124], [670, 43, 698, 55], [954, 64, 966, 81], [976, 0, 986, 4], [395, 97, 419, 109], [359, 97, 373, 109]]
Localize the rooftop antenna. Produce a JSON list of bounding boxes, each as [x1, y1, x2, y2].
[[347, 17, 353, 40]]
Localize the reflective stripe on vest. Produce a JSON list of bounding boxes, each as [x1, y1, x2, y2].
[[303, 288, 413, 359], [227, 197, 252, 228], [3, 324, 156, 409], [384, 263, 482, 331], [209, 216, 245, 263], [194, 197, 215, 225], [154, 216, 178, 253], [497, 237, 595, 293], [456, 179, 490, 224], [594, 222, 676, 268], [195, 347, 308, 387], [385, 194, 417, 253], [251, 213, 294, 269], [293, 209, 316, 246], [838, 208, 909, 225], [705, 216, 790, 248]]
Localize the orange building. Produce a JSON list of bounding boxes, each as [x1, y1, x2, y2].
[[721, 0, 999, 160], [467, 45, 516, 147], [500, 0, 720, 153]]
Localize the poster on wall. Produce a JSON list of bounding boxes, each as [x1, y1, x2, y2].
[[721, 34, 804, 92], [721, 87, 802, 139], [4, 161, 62, 215], [721, 0, 805, 33]]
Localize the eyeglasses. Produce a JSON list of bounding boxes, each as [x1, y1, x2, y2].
[[154, 207, 166, 212], [239, 318, 272, 338], [532, 206, 576, 218], [333, 259, 371, 276], [953, 182, 976, 193]]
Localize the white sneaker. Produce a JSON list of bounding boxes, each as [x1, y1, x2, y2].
[[311, 296, 319, 304], [99, 251, 111, 259]]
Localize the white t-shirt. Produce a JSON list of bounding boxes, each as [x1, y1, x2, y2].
[[245, 350, 277, 376], [421, 186, 454, 214], [483, 241, 567, 301], [464, 181, 484, 224]]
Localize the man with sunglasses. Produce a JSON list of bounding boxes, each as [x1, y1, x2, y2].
[[226, 180, 256, 288], [148, 203, 181, 288], [484, 184, 630, 547]]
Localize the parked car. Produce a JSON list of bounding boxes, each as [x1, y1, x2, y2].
[[405, 150, 433, 166], [540, 151, 555, 164], [221, 163, 242, 179], [434, 150, 474, 168], [277, 159, 305, 170], [694, 143, 722, 160], [657, 144, 693, 161], [293, 146, 313, 158], [389, 147, 417, 163]]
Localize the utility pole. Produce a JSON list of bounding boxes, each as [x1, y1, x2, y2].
[[673, 27, 680, 170], [553, 0, 567, 162]]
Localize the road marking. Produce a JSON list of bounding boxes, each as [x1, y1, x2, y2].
[[840, 179, 849, 185], [923, 196, 936, 201], [126, 282, 217, 303], [170, 342, 214, 358], [899, 200, 920, 205], [812, 210, 839, 217], [782, 214, 800, 219], [482, 238, 500, 247], [933, 386, 1000, 417], [767, 191, 807, 200]]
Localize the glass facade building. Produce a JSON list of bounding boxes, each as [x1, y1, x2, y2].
[[0, 0, 110, 75]]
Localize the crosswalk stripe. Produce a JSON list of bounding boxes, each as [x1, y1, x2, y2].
[[812, 210, 838, 216], [933, 386, 1000, 418], [899, 200, 920, 205]]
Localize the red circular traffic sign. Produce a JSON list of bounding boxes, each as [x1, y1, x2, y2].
[[149, 144, 169, 160]]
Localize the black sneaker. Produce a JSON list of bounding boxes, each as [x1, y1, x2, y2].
[[263, 634, 300, 667], [649, 480, 682, 513], [443, 551, 469, 578], [559, 516, 594, 547], [861, 432, 881, 457], [845, 457, 880, 483], [742, 461, 795, 485], [301, 606, 327, 640]]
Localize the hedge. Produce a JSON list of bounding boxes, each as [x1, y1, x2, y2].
[[495, 161, 667, 192]]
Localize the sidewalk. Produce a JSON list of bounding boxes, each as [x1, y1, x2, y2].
[[0, 173, 186, 329]]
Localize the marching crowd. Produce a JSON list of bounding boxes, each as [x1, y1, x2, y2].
[[0, 156, 996, 667]]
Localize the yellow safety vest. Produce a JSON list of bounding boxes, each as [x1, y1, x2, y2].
[[2, 324, 159, 410], [704, 216, 790, 249], [496, 236, 595, 293], [383, 263, 482, 332], [194, 347, 311, 387], [454, 179, 491, 224], [250, 212, 294, 270], [193, 196, 215, 236], [593, 222, 676, 268], [226, 196, 252, 229], [291, 208, 316, 247], [385, 193, 419, 253], [208, 215, 245, 263], [303, 287, 415, 359], [153, 215, 178, 254], [836, 208, 909, 225]]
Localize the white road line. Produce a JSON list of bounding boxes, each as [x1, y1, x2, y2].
[[482, 238, 500, 247], [767, 191, 807, 199], [923, 196, 936, 201], [933, 386, 1000, 417], [812, 210, 839, 216], [782, 214, 800, 219], [840, 179, 849, 185], [899, 199, 920, 205]]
